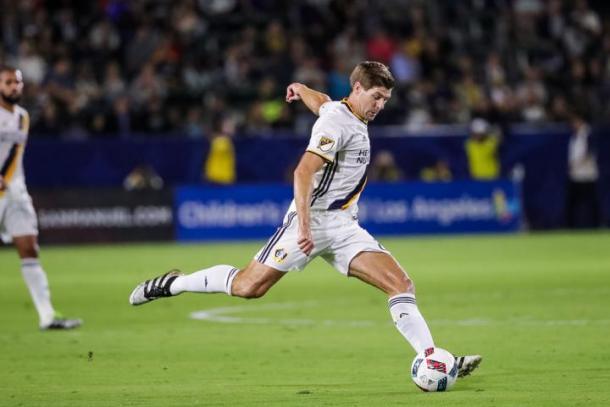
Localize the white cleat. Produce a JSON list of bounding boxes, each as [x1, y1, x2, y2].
[[455, 355, 482, 378], [129, 270, 183, 306]]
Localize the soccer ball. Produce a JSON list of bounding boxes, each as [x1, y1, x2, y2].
[[410, 347, 458, 392]]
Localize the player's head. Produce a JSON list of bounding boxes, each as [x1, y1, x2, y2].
[[0, 65, 24, 106], [349, 61, 394, 121]]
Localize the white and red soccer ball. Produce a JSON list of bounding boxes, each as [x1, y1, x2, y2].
[[411, 347, 458, 392]]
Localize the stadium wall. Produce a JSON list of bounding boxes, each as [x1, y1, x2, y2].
[[24, 127, 610, 231]]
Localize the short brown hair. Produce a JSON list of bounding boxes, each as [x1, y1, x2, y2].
[[0, 65, 17, 75], [349, 61, 395, 90]]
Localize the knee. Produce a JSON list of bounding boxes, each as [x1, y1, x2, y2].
[[388, 272, 415, 296], [15, 237, 39, 259], [18, 246, 38, 259]]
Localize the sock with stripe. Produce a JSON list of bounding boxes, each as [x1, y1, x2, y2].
[[169, 265, 239, 296], [388, 293, 434, 353], [21, 258, 56, 328]]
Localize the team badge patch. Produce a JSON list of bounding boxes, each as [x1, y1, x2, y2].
[[274, 248, 288, 263], [317, 136, 335, 152]]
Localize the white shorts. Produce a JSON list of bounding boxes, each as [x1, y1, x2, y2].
[[0, 193, 39, 243], [254, 210, 390, 275]]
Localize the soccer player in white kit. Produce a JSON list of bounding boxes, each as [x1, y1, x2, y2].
[[130, 61, 481, 377], [0, 66, 81, 330]]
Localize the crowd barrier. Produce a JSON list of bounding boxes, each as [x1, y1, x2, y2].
[[27, 180, 520, 244]]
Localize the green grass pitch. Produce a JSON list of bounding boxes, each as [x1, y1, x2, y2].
[[1, 232, 609, 406]]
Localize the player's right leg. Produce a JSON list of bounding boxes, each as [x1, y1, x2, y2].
[[129, 209, 303, 305], [129, 260, 286, 305]]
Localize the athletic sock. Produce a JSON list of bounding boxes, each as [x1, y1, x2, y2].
[[388, 293, 435, 353], [169, 265, 239, 296], [21, 258, 55, 327]]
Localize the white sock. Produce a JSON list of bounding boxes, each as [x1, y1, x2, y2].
[[169, 265, 239, 296], [21, 258, 55, 327], [389, 293, 434, 353]]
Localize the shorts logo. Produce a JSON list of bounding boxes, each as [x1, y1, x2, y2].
[[274, 248, 288, 263], [317, 136, 335, 152]]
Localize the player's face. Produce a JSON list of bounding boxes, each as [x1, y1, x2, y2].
[[0, 70, 24, 105], [355, 84, 392, 121]]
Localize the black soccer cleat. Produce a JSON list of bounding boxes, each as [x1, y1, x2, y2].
[[455, 354, 482, 378], [129, 270, 183, 305]]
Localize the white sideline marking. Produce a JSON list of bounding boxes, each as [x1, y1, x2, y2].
[[189, 301, 377, 327], [189, 302, 610, 328]]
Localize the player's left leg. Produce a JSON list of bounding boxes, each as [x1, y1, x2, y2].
[[348, 251, 434, 354], [14, 235, 82, 330]]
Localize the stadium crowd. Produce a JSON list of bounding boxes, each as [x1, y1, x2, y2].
[[1, 0, 609, 138]]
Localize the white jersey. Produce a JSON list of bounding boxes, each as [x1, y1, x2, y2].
[[0, 104, 29, 199], [288, 99, 370, 216], [257, 100, 390, 273]]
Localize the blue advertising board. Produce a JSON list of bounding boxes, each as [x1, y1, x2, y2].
[[175, 181, 521, 241]]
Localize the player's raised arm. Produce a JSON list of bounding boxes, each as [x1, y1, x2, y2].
[[285, 82, 331, 116]]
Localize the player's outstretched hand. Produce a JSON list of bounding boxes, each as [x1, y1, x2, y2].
[[286, 82, 303, 103]]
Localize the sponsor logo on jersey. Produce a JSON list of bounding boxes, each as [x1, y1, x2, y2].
[[318, 136, 335, 152]]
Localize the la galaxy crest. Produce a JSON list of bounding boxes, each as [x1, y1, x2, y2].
[[317, 136, 335, 152], [274, 248, 288, 263]]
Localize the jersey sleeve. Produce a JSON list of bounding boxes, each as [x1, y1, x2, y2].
[[306, 102, 343, 162]]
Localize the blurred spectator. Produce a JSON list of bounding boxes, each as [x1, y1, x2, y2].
[[129, 63, 166, 109], [32, 101, 62, 137], [390, 37, 421, 87], [102, 61, 127, 103], [327, 58, 352, 101], [13, 40, 46, 85], [420, 159, 452, 183], [548, 95, 571, 122], [204, 115, 236, 185], [0, 1, 607, 137], [106, 95, 133, 138], [366, 29, 395, 65], [369, 150, 404, 182], [125, 24, 161, 76], [465, 118, 501, 180], [248, 77, 291, 130], [566, 113, 600, 228], [183, 106, 204, 139]]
